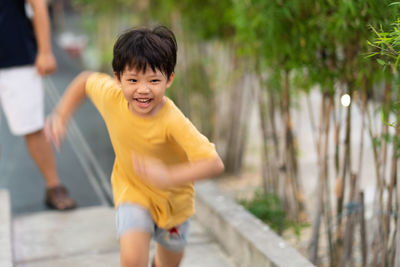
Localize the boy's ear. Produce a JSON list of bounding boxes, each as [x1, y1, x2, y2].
[[166, 72, 175, 88], [113, 72, 121, 84]]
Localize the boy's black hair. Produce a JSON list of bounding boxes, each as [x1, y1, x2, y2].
[[112, 25, 177, 80]]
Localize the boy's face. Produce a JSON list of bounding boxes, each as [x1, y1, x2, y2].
[[115, 66, 174, 117]]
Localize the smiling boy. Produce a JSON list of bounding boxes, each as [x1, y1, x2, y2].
[[45, 26, 224, 267]]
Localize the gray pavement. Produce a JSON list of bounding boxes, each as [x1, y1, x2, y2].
[[12, 206, 236, 267], [0, 190, 12, 267]]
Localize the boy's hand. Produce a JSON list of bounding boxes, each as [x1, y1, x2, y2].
[[44, 112, 66, 151], [132, 153, 173, 189]]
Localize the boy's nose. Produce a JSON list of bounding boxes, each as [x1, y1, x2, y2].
[[137, 85, 150, 93]]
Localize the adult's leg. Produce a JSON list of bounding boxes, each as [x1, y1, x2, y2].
[[0, 67, 57, 185], [25, 128, 75, 210], [25, 128, 59, 188], [154, 244, 184, 267], [0, 66, 75, 210], [120, 231, 151, 267]]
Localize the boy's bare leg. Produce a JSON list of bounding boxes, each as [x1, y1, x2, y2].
[[25, 129, 60, 188], [154, 244, 184, 267], [120, 231, 151, 267]]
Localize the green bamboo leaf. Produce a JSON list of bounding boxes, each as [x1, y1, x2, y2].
[[377, 58, 386, 65], [396, 55, 400, 67], [365, 52, 380, 58]]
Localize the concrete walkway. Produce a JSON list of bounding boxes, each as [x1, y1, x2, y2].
[[1, 180, 316, 267], [12, 206, 236, 267]]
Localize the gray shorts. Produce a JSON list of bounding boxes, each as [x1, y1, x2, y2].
[[116, 203, 190, 252]]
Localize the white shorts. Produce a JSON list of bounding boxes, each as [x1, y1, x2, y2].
[[0, 66, 44, 135]]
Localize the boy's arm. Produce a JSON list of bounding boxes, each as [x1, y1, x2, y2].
[[132, 153, 225, 188], [46, 71, 93, 150], [169, 157, 225, 184], [27, 0, 57, 75], [133, 105, 224, 188]]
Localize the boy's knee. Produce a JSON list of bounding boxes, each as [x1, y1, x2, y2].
[[119, 229, 151, 267], [121, 253, 147, 267], [155, 244, 184, 267]]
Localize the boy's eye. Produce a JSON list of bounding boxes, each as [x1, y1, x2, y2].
[[151, 79, 160, 83], [128, 79, 137, 83]]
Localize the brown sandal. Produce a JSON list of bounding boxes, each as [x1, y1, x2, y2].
[[45, 185, 76, 210]]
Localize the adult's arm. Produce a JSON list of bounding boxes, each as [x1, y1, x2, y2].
[[27, 0, 57, 75]]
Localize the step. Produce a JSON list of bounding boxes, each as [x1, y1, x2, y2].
[[13, 205, 235, 267], [0, 190, 12, 267], [195, 181, 315, 267]]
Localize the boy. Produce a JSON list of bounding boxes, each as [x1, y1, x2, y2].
[[45, 26, 224, 267]]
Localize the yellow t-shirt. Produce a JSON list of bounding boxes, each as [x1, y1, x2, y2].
[[85, 72, 218, 228]]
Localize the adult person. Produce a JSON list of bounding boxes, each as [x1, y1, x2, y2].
[[0, 0, 76, 210]]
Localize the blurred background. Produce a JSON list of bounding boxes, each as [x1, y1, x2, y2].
[[6, 0, 400, 266]]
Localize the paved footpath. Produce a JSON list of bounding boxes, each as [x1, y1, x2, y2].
[[12, 206, 236, 267]]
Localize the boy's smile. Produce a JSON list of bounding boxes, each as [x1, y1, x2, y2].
[[115, 66, 174, 117]]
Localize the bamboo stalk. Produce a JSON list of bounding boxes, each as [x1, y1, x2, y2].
[[306, 93, 318, 151], [308, 93, 326, 264], [281, 70, 296, 219], [281, 70, 306, 221], [340, 173, 357, 267], [371, 82, 392, 267], [386, 107, 400, 266], [335, 88, 353, 263], [365, 96, 385, 266], [323, 95, 335, 267], [333, 93, 341, 180], [389, 227, 397, 267], [395, 152, 400, 266], [392, 183, 399, 266], [256, 78, 272, 194], [359, 191, 367, 267], [357, 77, 367, 185], [381, 84, 392, 254], [268, 89, 281, 194], [366, 101, 384, 197], [269, 89, 280, 161], [223, 68, 250, 174]]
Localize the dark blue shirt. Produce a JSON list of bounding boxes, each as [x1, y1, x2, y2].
[[0, 0, 37, 69]]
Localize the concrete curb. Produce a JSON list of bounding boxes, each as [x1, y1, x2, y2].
[[0, 190, 13, 267], [195, 181, 315, 267]]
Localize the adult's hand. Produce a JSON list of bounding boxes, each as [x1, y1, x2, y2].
[[35, 51, 57, 76]]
